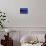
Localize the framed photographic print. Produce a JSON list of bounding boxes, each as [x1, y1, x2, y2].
[[20, 8, 28, 14]]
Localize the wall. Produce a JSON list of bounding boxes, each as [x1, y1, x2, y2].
[[0, 0, 46, 27], [0, 0, 46, 46]]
